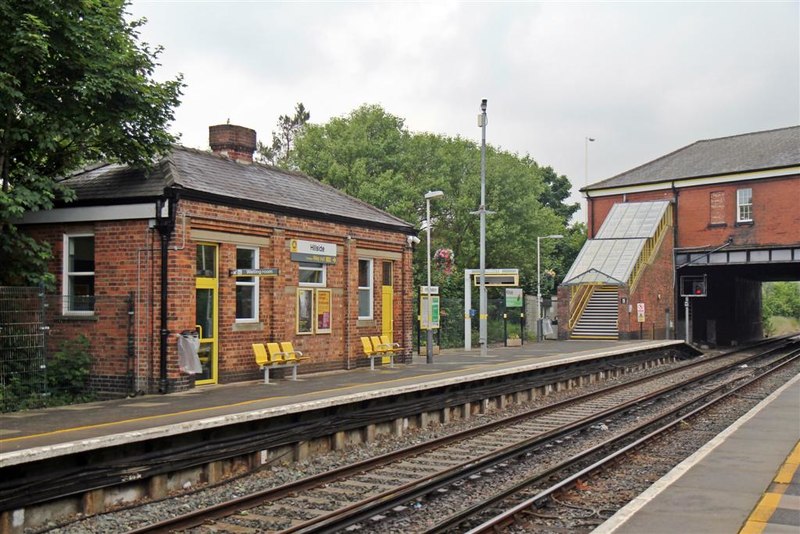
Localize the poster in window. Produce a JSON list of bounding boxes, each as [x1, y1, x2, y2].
[[316, 289, 332, 333], [296, 288, 313, 334]]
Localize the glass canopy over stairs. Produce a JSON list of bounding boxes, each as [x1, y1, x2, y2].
[[563, 201, 673, 339]]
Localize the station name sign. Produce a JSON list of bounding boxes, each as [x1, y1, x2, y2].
[[290, 239, 338, 264], [229, 268, 279, 277], [472, 268, 519, 287]]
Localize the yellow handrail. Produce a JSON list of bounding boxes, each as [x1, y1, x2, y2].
[[569, 284, 596, 330], [628, 206, 673, 292]]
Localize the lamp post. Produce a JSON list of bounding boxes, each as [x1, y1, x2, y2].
[[424, 190, 444, 364], [537, 234, 563, 341], [478, 99, 488, 357], [584, 137, 595, 227]]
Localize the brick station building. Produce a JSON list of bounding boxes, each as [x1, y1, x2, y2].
[[559, 125, 800, 345], [19, 124, 416, 395]]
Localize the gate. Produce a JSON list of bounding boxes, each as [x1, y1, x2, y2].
[[0, 286, 48, 411]]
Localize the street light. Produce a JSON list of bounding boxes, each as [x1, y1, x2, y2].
[[424, 190, 444, 364], [478, 98, 488, 357], [584, 137, 595, 228], [537, 234, 563, 341]]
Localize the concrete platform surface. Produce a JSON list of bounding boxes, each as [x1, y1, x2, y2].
[[0, 339, 678, 461], [595, 374, 800, 534]]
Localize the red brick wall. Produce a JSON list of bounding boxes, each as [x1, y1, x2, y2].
[[617, 229, 676, 339], [23, 199, 413, 394], [588, 174, 800, 247]]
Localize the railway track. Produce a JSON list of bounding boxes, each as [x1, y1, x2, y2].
[[434, 342, 800, 533], [129, 337, 799, 534]]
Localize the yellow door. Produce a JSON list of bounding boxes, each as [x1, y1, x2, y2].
[[381, 261, 393, 364], [195, 244, 218, 385]]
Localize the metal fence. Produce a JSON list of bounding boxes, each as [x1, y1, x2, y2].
[[0, 287, 48, 411], [0, 287, 134, 412]]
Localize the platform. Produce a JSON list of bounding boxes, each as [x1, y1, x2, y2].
[[0, 339, 677, 460], [596, 373, 800, 534]]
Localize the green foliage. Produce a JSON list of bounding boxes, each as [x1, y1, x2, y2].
[[0, 0, 183, 286], [257, 102, 310, 168], [1, 332, 94, 412], [49, 334, 93, 397], [763, 282, 800, 318], [291, 103, 578, 300]]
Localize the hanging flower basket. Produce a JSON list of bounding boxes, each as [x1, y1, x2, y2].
[[434, 248, 455, 275]]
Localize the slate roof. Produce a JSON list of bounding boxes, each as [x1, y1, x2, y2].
[[58, 147, 414, 233], [585, 126, 800, 191], [562, 201, 670, 286]]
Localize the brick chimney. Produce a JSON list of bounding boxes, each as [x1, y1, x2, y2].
[[209, 124, 257, 163]]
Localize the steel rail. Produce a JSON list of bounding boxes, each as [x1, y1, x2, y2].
[[457, 348, 800, 534], [128, 338, 797, 534]]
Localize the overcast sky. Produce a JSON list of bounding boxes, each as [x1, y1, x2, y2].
[[129, 1, 799, 220]]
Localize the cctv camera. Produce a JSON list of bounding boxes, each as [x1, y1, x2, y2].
[[407, 235, 421, 246]]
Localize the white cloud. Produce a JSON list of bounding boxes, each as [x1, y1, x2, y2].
[[130, 0, 799, 220]]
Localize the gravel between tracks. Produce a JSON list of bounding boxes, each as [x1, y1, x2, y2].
[[40, 354, 796, 534]]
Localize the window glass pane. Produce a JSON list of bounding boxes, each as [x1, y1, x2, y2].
[[358, 288, 371, 317], [68, 275, 95, 311], [236, 286, 254, 319], [69, 236, 94, 272], [196, 245, 216, 277], [196, 288, 214, 337], [299, 265, 323, 284], [358, 260, 370, 287], [382, 261, 392, 286]]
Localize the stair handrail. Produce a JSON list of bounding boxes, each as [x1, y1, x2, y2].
[[628, 206, 673, 292], [568, 284, 596, 330]]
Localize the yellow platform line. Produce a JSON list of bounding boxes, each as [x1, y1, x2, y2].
[[739, 440, 800, 534]]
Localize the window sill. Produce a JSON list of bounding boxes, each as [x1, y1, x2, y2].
[[735, 220, 754, 227], [58, 314, 98, 322], [357, 319, 376, 328], [708, 223, 727, 228], [232, 322, 263, 332]]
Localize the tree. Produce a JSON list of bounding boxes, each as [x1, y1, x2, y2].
[[257, 102, 310, 168], [292, 104, 573, 297], [0, 0, 183, 286], [539, 165, 580, 224], [763, 282, 800, 318]]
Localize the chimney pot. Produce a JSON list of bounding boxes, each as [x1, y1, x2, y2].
[[209, 124, 257, 163]]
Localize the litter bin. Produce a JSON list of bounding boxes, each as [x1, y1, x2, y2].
[[177, 330, 202, 374]]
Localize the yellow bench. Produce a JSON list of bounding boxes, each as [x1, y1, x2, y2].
[[253, 342, 307, 384], [360, 336, 397, 370]]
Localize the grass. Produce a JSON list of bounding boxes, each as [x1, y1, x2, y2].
[[767, 315, 800, 336]]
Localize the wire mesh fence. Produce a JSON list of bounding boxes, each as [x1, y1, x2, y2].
[[0, 286, 48, 411], [0, 287, 134, 412]]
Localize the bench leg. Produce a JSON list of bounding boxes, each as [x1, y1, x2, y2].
[[291, 365, 297, 381], [265, 367, 270, 385], [390, 354, 394, 368], [370, 356, 375, 371]]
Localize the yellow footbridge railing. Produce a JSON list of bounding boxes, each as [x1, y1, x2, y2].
[[568, 206, 673, 332]]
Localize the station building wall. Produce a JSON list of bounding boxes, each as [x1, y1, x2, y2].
[[24, 198, 413, 395], [587, 175, 800, 247]]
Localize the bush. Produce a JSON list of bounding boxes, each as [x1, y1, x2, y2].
[[48, 335, 94, 401]]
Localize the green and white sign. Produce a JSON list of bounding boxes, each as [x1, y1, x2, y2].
[[505, 288, 523, 308], [420, 295, 440, 329]]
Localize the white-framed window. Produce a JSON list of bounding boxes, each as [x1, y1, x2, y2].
[[737, 188, 753, 223], [62, 234, 95, 315], [358, 258, 373, 319], [299, 262, 326, 286], [235, 247, 259, 322]]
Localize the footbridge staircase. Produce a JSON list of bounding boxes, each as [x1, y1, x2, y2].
[[562, 201, 673, 340]]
